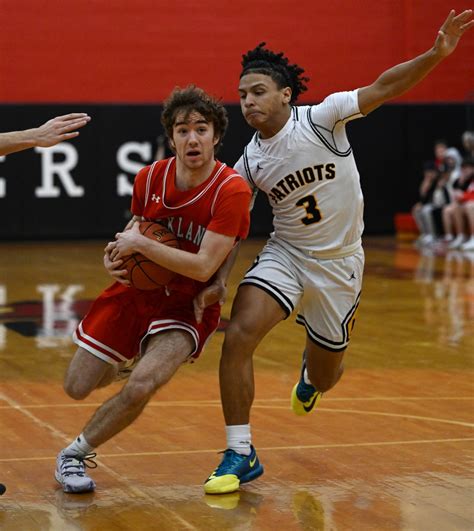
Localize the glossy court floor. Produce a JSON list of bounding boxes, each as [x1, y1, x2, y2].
[[0, 238, 473, 530]]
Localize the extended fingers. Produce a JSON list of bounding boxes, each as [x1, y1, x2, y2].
[[444, 9, 473, 33], [440, 9, 455, 31], [49, 117, 90, 136], [56, 113, 90, 121], [460, 19, 474, 32], [57, 117, 91, 134], [454, 9, 473, 23]]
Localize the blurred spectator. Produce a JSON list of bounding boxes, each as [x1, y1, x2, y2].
[[442, 158, 474, 248], [459, 158, 474, 251], [443, 147, 462, 186], [462, 130, 474, 158], [433, 139, 448, 170], [413, 161, 440, 245], [419, 163, 452, 245]]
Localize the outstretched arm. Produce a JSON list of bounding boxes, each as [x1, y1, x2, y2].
[[358, 9, 473, 115], [0, 113, 91, 156]]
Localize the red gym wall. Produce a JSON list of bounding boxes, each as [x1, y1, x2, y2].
[[0, 0, 472, 103]]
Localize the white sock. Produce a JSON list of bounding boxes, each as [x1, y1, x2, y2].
[[64, 433, 94, 457], [303, 367, 312, 385], [226, 424, 251, 456]]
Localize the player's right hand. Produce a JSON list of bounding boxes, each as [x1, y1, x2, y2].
[[104, 247, 131, 286], [193, 281, 227, 323]]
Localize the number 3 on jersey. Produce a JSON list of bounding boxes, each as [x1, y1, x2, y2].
[[296, 194, 322, 225]]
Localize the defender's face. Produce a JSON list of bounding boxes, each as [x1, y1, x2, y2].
[[238, 73, 291, 130], [170, 111, 218, 169]]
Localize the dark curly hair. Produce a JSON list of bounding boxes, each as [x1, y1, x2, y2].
[[161, 85, 228, 153], [240, 42, 309, 104]]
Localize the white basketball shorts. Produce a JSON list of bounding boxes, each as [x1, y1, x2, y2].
[[240, 237, 364, 352]]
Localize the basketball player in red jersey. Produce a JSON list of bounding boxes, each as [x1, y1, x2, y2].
[[54, 86, 252, 493]]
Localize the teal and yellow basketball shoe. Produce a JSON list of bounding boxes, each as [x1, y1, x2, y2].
[[291, 358, 322, 416], [204, 446, 264, 494]]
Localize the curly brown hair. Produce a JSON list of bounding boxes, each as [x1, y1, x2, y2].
[[161, 85, 228, 154]]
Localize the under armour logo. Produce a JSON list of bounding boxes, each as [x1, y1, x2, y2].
[[151, 194, 160, 203], [349, 271, 356, 280]]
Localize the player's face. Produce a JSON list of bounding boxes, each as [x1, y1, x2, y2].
[[170, 111, 218, 169], [238, 73, 291, 132]]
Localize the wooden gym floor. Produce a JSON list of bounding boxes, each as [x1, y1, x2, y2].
[[0, 237, 473, 530]]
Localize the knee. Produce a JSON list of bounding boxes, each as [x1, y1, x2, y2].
[[222, 320, 258, 358], [445, 204, 455, 215], [63, 377, 93, 401], [63, 365, 115, 400]]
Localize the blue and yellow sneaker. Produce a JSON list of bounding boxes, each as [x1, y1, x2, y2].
[[291, 358, 322, 416], [204, 446, 264, 494]]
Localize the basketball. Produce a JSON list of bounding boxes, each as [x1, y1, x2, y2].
[[121, 221, 180, 290]]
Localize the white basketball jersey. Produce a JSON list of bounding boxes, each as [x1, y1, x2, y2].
[[234, 90, 365, 257]]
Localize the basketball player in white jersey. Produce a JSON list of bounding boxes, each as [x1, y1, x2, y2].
[[204, 9, 473, 494]]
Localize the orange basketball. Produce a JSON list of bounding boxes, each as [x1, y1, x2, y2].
[[122, 222, 180, 290]]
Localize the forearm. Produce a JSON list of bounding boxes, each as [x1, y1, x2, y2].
[[0, 129, 38, 156], [136, 238, 219, 282], [213, 242, 241, 286], [375, 48, 443, 100]]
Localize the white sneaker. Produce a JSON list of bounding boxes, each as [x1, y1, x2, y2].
[[421, 234, 435, 246], [55, 450, 97, 493], [448, 234, 466, 249], [461, 237, 474, 251]]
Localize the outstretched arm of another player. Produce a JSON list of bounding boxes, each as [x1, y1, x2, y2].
[[358, 9, 473, 115], [112, 222, 236, 283], [0, 113, 91, 156]]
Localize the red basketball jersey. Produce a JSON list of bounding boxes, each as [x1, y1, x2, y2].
[[131, 157, 252, 295]]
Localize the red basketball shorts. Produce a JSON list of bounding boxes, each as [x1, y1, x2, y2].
[[73, 282, 220, 365]]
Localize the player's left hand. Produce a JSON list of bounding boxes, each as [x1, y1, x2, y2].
[[103, 249, 130, 286], [434, 9, 473, 57], [114, 222, 144, 259], [193, 281, 227, 324]]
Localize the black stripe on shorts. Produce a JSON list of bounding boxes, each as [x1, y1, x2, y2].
[[240, 276, 293, 318]]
